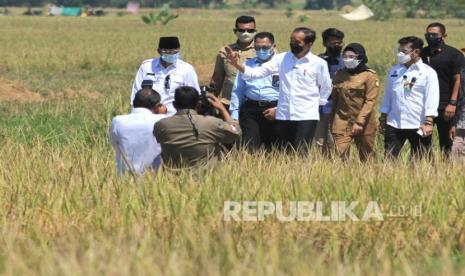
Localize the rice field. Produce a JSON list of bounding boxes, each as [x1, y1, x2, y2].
[[1, 8, 465, 275]]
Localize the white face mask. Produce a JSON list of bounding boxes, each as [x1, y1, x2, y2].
[[397, 52, 412, 64], [235, 31, 255, 43], [343, 58, 361, 69]]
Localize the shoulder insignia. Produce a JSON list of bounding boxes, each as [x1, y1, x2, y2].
[[367, 69, 377, 74]]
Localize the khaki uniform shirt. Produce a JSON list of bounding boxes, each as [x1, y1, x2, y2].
[[153, 109, 241, 168], [331, 69, 380, 135], [211, 42, 256, 104]]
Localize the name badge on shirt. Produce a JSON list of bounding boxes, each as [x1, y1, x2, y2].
[[272, 75, 280, 88]]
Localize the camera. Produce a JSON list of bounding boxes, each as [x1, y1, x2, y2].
[[198, 84, 216, 116]]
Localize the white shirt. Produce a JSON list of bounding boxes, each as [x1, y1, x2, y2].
[[131, 58, 200, 116], [380, 59, 439, 129], [242, 51, 332, 121], [110, 108, 166, 175]]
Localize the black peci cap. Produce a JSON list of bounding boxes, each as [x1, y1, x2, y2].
[[158, 37, 180, 50]]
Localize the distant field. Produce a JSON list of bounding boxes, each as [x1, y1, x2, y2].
[[1, 10, 465, 275]]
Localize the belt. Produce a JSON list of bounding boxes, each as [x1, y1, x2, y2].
[[244, 98, 278, 108]]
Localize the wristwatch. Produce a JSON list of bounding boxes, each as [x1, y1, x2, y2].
[[450, 99, 458, 106]]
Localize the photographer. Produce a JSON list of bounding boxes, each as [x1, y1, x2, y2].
[[153, 86, 241, 168]]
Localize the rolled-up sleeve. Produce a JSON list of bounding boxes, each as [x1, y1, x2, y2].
[[424, 70, 440, 117], [317, 62, 332, 106]]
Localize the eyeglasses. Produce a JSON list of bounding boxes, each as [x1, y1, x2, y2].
[[254, 45, 273, 51], [164, 75, 170, 90], [235, 28, 256, 33]]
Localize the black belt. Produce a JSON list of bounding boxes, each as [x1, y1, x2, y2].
[[244, 98, 278, 108]]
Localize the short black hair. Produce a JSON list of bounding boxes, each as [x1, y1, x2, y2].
[[174, 86, 200, 110], [293, 27, 316, 44], [235, 16, 255, 28], [427, 22, 446, 34], [254, 32, 274, 44], [322, 28, 344, 42], [398, 36, 424, 50], [133, 88, 161, 109]]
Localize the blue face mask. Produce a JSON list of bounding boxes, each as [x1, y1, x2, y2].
[[161, 52, 180, 64], [256, 48, 273, 61]]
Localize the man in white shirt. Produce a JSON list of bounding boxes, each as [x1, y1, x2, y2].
[[379, 36, 440, 160], [110, 88, 167, 175], [131, 36, 200, 116], [226, 27, 332, 155]]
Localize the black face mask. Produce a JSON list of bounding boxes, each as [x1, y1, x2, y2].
[[290, 42, 304, 55], [426, 37, 443, 47], [326, 46, 342, 57]]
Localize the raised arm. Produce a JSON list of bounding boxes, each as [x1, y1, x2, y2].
[[225, 46, 278, 81]]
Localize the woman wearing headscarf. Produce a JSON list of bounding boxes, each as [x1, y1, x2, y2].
[[329, 43, 380, 161]]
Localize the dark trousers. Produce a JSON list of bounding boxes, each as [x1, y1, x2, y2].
[[239, 102, 279, 152], [435, 109, 454, 155], [384, 125, 432, 160], [277, 120, 318, 155]]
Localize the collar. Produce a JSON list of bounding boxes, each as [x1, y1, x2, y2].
[[404, 58, 424, 70], [293, 50, 313, 61], [175, 109, 198, 115], [131, 108, 154, 115]]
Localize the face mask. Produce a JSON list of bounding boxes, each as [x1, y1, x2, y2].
[[290, 42, 304, 55], [256, 48, 273, 61], [397, 52, 412, 64], [161, 52, 180, 64], [343, 58, 361, 69], [327, 46, 342, 57], [426, 37, 442, 47], [235, 31, 255, 43]]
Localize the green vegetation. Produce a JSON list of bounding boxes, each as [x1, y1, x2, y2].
[[1, 9, 465, 274]]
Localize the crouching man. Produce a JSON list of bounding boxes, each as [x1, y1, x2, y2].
[[154, 86, 241, 168], [110, 87, 167, 175]]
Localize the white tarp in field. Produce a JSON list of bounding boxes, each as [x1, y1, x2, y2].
[[340, 4, 374, 21], [49, 5, 62, 16], [126, 2, 140, 14]]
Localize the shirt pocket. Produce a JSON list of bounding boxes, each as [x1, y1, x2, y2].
[[170, 74, 184, 86], [295, 67, 317, 86]]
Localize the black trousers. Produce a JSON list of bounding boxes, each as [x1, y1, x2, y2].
[[384, 125, 432, 160], [435, 109, 454, 155], [277, 120, 318, 155], [239, 102, 279, 152]]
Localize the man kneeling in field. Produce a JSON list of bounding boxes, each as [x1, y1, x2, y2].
[[110, 88, 167, 175], [154, 86, 241, 168]]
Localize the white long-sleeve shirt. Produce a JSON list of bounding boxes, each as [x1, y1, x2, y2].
[[131, 58, 200, 116], [110, 108, 166, 175], [380, 59, 440, 129], [241, 51, 332, 121]]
